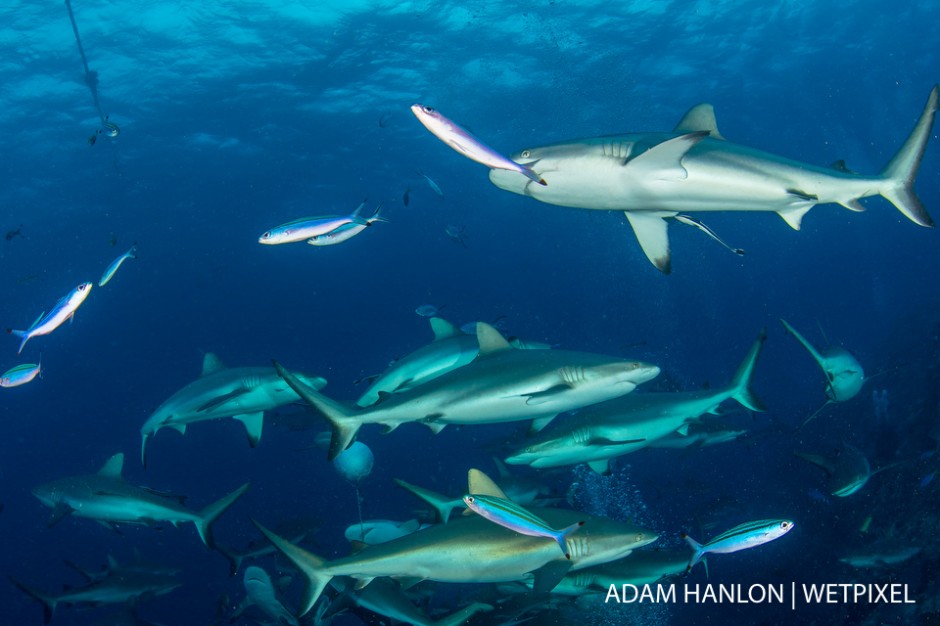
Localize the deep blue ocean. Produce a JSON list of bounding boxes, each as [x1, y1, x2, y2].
[[1, 1, 938, 624]]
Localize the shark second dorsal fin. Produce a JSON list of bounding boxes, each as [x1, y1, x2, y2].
[[429, 317, 461, 341], [201, 353, 226, 377], [98, 453, 124, 478], [468, 468, 509, 500], [674, 103, 725, 140], [476, 323, 513, 356]]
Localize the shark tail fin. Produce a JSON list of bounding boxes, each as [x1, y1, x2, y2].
[[879, 84, 937, 227], [196, 483, 250, 549], [432, 602, 494, 626], [729, 329, 768, 411], [215, 543, 242, 577], [253, 519, 332, 617], [393, 478, 462, 524], [681, 533, 706, 574], [10, 578, 56, 624], [140, 432, 151, 469], [273, 360, 359, 461]]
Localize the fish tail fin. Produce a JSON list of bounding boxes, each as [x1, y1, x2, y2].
[[393, 478, 462, 524], [273, 360, 360, 461], [196, 483, 250, 549], [729, 329, 767, 411], [10, 577, 56, 624], [555, 521, 586, 559], [682, 533, 706, 573], [879, 85, 937, 227], [253, 519, 332, 617], [432, 602, 494, 626], [520, 165, 547, 186], [8, 329, 29, 354]]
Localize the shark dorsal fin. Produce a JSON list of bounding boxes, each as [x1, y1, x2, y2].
[[468, 468, 509, 500], [674, 103, 724, 140], [476, 323, 513, 356], [201, 352, 226, 377], [429, 317, 461, 340], [98, 453, 124, 478]]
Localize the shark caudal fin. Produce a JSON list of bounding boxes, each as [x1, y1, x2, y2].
[[728, 329, 768, 412], [10, 578, 57, 624], [393, 478, 463, 524], [195, 483, 250, 549], [273, 361, 360, 461], [253, 519, 332, 617], [880, 85, 937, 227]]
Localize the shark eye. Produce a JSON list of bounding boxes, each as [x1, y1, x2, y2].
[[521, 150, 531, 158]]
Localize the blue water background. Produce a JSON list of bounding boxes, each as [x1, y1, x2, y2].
[[1, 1, 938, 624]]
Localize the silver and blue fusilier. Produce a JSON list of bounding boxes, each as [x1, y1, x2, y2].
[[683, 519, 795, 574], [8, 282, 93, 354]]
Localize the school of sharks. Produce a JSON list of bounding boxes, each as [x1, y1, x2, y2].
[[1, 77, 936, 625]]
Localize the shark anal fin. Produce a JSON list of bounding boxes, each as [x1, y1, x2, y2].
[[234, 412, 264, 447], [624, 211, 673, 274], [776, 205, 813, 230]]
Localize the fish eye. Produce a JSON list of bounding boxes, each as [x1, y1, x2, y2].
[[422, 105, 435, 113], [261, 232, 270, 239], [780, 522, 790, 529], [466, 496, 474, 504], [521, 150, 531, 158]]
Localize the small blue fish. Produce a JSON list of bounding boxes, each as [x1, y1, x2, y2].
[[7, 283, 93, 354], [462, 493, 583, 558], [415, 170, 444, 197], [919, 472, 935, 489], [683, 519, 794, 573], [0, 354, 42, 387], [99, 244, 138, 287]]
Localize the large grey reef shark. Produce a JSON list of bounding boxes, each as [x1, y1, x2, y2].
[[140, 352, 327, 467], [275, 322, 660, 460], [252, 471, 658, 616], [505, 330, 766, 474], [31, 452, 250, 548], [489, 85, 938, 273], [10, 558, 180, 625]]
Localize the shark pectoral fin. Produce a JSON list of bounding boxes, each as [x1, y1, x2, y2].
[[48, 502, 75, 527], [531, 560, 574, 594], [166, 422, 187, 435], [628, 131, 709, 180], [776, 205, 813, 230], [234, 412, 264, 447], [586, 459, 611, 475], [197, 387, 249, 413], [624, 211, 673, 274], [523, 384, 573, 406], [528, 415, 557, 435]]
